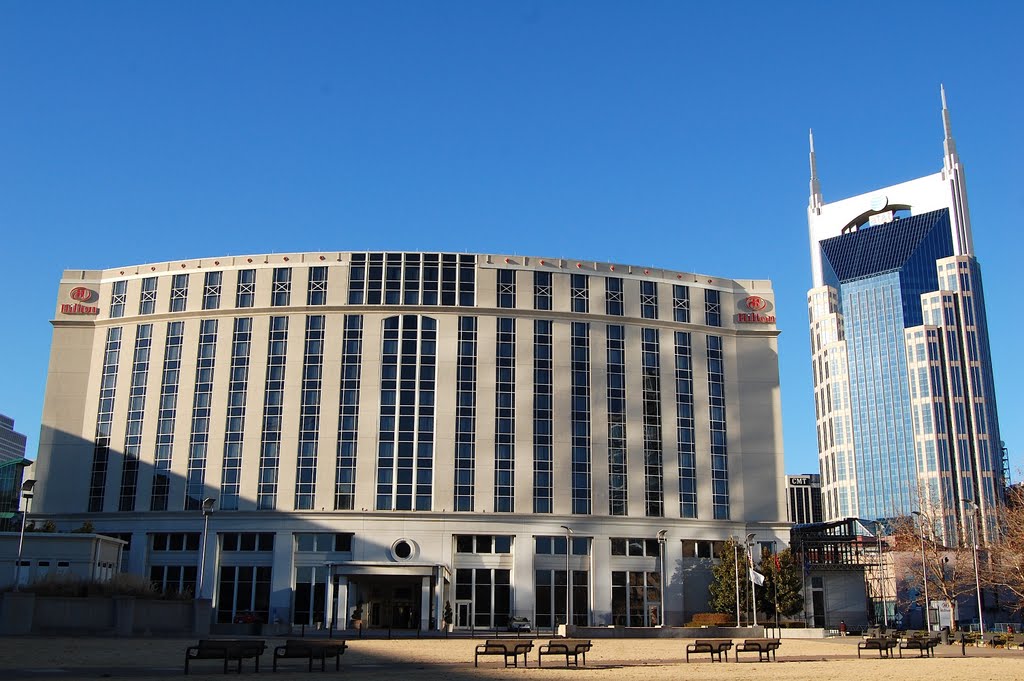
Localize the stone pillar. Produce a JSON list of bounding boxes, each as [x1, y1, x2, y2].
[[194, 598, 213, 636], [0, 591, 35, 635]]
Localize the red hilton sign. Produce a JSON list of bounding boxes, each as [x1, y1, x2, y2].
[[61, 287, 100, 315], [736, 295, 775, 324]]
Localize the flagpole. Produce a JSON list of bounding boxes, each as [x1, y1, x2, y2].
[[746, 533, 758, 628]]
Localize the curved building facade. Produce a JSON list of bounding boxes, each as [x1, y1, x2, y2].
[[34, 251, 785, 629]]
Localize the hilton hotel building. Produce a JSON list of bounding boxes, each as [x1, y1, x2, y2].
[[34, 252, 786, 629]]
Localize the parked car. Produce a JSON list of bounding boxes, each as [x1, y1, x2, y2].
[[508, 616, 532, 632]]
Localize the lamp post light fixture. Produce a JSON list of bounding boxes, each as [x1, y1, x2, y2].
[[745, 533, 758, 628], [965, 501, 984, 636], [657, 529, 668, 627], [13, 479, 37, 592], [559, 525, 573, 630], [911, 511, 931, 631], [198, 497, 216, 600]]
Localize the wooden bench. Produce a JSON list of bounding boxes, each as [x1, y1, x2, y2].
[[273, 639, 348, 672], [686, 638, 733, 662], [474, 639, 534, 667], [185, 639, 267, 674], [858, 636, 897, 658], [899, 635, 940, 658], [537, 638, 592, 667], [734, 638, 780, 662]]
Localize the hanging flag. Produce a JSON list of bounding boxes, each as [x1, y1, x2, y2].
[[750, 569, 765, 586], [774, 554, 782, 571]]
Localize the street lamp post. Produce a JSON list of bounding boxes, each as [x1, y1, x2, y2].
[[560, 525, 573, 631], [745, 533, 758, 628], [911, 511, 931, 631], [731, 537, 741, 627], [875, 523, 889, 627], [13, 479, 37, 592], [965, 502, 984, 636], [657, 529, 667, 627], [198, 497, 216, 600]]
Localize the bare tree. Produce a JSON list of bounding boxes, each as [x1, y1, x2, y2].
[[981, 485, 1024, 615]]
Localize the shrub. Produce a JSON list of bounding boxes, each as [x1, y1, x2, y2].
[[686, 612, 735, 627], [13, 573, 192, 600]]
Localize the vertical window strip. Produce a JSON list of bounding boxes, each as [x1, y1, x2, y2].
[[607, 325, 628, 515], [88, 327, 122, 512], [347, 252, 476, 307], [294, 315, 325, 509], [534, 271, 552, 311], [533, 320, 553, 513], [151, 321, 184, 510], [705, 289, 721, 327], [459, 254, 476, 306], [235, 269, 256, 308], [184, 320, 218, 510], [306, 266, 328, 306], [257, 316, 288, 509], [641, 281, 659, 319], [384, 253, 402, 304], [110, 280, 127, 318], [642, 328, 664, 517], [139, 277, 157, 315], [674, 331, 697, 518], [334, 315, 363, 510], [571, 274, 589, 313], [219, 317, 252, 511], [494, 317, 516, 512], [673, 285, 690, 323], [271, 268, 292, 307], [118, 324, 153, 511], [454, 316, 478, 511], [203, 271, 223, 310], [170, 274, 188, 312], [348, 253, 366, 304], [497, 270, 516, 308], [605, 277, 624, 316], [571, 322, 592, 514], [707, 334, 730, 519], [375, 316, 437, 510]]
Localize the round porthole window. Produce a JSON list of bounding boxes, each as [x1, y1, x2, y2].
[[391, 538, 418, 561]]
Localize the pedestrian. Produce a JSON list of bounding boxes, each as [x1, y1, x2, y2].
[[839, 620, 847, 636]]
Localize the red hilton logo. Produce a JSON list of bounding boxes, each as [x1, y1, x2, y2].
[[62, 287, 100, 315], [737, 295, 775, 324]]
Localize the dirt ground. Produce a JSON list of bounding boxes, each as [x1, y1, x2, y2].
[[0, 634, 1021, 681]]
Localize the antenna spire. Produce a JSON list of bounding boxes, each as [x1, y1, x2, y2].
[[809, 129, 823, 211], [941, 84, 957, 163]]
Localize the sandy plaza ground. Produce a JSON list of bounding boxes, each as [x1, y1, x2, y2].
[[0, 634, 1022, 681]]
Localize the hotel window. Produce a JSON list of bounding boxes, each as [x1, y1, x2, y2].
[[675, 332, 697, 517], [222, 532, 275, 552], [118, 324, 152, 511], [571, 322, 591, 514], [235, 269, 256, 308], [607, 325, 628, 516], [149, 565, 197, 597], [384, 254, 402, 305], [375, 315, 437, 511], [347, 252, 475, 306], [493, 317, 516, 512], [219, 318, 252, 511], [605, 277, 624, 316], [257, 316, 288, 509], [611, 570, 661, 627], [216, 566, 272, 625], [455, 568, 511, 629], [139, 277, 157, 315], [705, 289, 721, 327], [203, 271, 222, 310], [271, 267, 291, 307], [673, 285, 690, 323], [294, 315, 325, 510], [295, 533, 352, 552], [293, 566, 328, 627], [335, 315, 363, 510], [454, 317, 478, 512], [459, 254, 476, 306], [533, 320, 553, 514], [611, 537, 660, 556], [184, 320, 218, 511], [455, 535, 512, 553], [535, 568, 589, 628], [402, 253, 421, 305], [88, 327, 122, 512], [110, 280, 127, 318], [707, 335, 730, 519], [571, 274, 589, 313], [152, 532, 201, 551], [640, 281, 658, 319], [497, 270, 516, 308], [150, 321, 183, 511], [534, 271, 552, 311], [170, 274, 189, 312], [641, 328, 664, 517]]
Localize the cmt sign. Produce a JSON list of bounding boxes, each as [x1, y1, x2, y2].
[[736, 295, 775, 324], [61, 287, 100, 315]]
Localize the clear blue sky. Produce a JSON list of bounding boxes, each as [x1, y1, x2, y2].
[[2, 1, 1022, 478]]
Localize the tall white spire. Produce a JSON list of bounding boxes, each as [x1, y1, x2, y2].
[[941, 83, 958, 167], [939, 84, 974, 256], [809, 128, 823, 213]]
